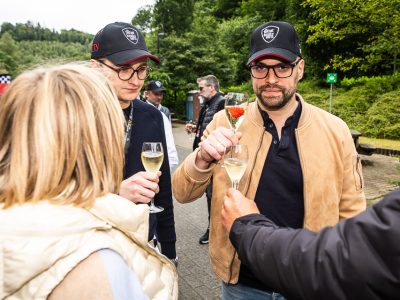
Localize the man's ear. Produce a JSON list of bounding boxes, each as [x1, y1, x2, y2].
[[297, 59, 305, 81]]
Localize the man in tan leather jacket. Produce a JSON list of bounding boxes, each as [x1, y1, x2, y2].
[[172, 20, 366, 299]]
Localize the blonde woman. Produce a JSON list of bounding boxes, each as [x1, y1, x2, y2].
[[0, 64, 178, 300]]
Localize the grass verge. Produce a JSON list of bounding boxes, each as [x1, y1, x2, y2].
[[359, 137, 400, 150]]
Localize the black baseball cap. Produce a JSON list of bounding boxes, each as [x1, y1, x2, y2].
[[145, 80, 165, 92], [91, 22, 160, 65], [247, 21, 301, 65]]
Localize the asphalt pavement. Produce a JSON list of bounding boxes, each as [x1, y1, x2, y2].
[[172, 122, 221, 299]]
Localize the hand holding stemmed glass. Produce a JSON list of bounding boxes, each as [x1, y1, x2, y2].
[[194, 94, 248, 170], [141, 142, 164, 213]]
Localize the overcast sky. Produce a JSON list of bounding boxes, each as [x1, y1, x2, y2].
[[0, 0, 155, 35]]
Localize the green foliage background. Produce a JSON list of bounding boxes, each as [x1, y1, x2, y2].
[[0, 0, 399, 139]]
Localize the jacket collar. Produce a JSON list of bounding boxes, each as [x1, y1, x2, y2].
[[248, 93, 310, 129]]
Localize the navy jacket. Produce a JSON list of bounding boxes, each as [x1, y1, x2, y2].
[[230, 189, 400, 300], [123, 100, 176, 257]]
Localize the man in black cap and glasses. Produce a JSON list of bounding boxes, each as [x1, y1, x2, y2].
[[172, 21, 365, 298], [91, 22, 178, 266]]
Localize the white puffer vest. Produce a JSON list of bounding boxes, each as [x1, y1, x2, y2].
[[0, 194, 178, 299]]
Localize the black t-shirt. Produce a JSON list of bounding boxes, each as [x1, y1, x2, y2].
[[239, 101, 304, 292]]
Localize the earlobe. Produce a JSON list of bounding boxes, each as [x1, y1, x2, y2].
[[298, 60, 305, 80]]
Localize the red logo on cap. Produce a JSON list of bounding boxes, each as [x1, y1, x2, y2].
[[92, 43, 100, 52]]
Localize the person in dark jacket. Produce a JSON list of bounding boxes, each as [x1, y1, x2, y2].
[[221, 188, 400, 300], [90, 22, 177, 266], [192, 75, 225, 244]]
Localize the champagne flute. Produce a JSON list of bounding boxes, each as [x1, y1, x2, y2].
[[141, 142, 164, 213], [224, 92, 249, 132], [224, 144, 248, 190], [185, 120, 195, 141]]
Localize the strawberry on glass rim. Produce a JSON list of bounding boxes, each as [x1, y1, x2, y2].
[[224, 92, 249, 131], [228, 106, 245, 118]]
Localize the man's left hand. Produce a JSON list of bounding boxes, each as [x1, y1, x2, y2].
[[221, 188, 260, 233]]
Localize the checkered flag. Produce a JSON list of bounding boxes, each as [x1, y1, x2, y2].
[[0, 74, 11, 95]]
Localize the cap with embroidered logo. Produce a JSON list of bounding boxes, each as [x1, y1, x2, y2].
[[247, 21, 301, 65], [91, 22, 160, 65], [145, 80, 165, 92]]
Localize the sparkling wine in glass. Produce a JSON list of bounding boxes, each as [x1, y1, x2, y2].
[[224, 144, 248, 190], [141, 142, 164, 213], [224, 92, 249, 132], [185, 120, 196, 141]]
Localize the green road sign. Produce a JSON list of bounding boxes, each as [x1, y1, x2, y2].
[[326, 73, 337, 84]]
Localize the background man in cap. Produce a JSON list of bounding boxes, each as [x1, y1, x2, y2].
[[172, 20, 365, 298], [90, 22, 177, 266], [144, 80, 171, 121], [144, 80, 179, 173]]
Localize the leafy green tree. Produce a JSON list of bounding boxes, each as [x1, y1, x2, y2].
[[0, 32, 20, 76], [132, 5, 154, 33], [214, 0, 242, 19], [304, 0, 400, 77], [238, 0, 289, 20], [217, 16, 260, 84], [152, 0, 194, 35], [1, 22, 93, 44]]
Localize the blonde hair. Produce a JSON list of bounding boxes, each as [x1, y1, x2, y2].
[[0, 63, 125, 208]]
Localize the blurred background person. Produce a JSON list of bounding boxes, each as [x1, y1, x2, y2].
[[144, 80, 171, 121], [0, 63, 178, 299], [192, 75, 225, 245], [144, 80, 179, 173]]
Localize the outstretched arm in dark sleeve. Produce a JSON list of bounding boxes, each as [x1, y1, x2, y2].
[[223, 189, 400, 300]]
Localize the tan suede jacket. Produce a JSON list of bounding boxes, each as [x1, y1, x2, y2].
[[172, 94, 366, 284], [0, 194, 178, 299]]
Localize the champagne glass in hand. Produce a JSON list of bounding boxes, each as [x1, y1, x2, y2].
[[224, 92, 249, 132], [224, 144, 248, 190], [141, 142, 164, 213]]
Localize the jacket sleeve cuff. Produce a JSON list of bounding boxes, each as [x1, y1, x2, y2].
[[229, 214, 278, 248], [184, 149, 216, 182]]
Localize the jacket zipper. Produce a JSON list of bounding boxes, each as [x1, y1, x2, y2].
[[356, 155, 363, 189], [295, 129, 307, 227]]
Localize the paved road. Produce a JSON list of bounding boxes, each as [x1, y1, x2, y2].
[[172, 123, 221, 299], [171, 122, 400, 299]]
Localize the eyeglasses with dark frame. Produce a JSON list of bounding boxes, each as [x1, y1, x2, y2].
[[199, 85, 210, 91], [96, 60, 152, 81], [249, 59, 301, 79]]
